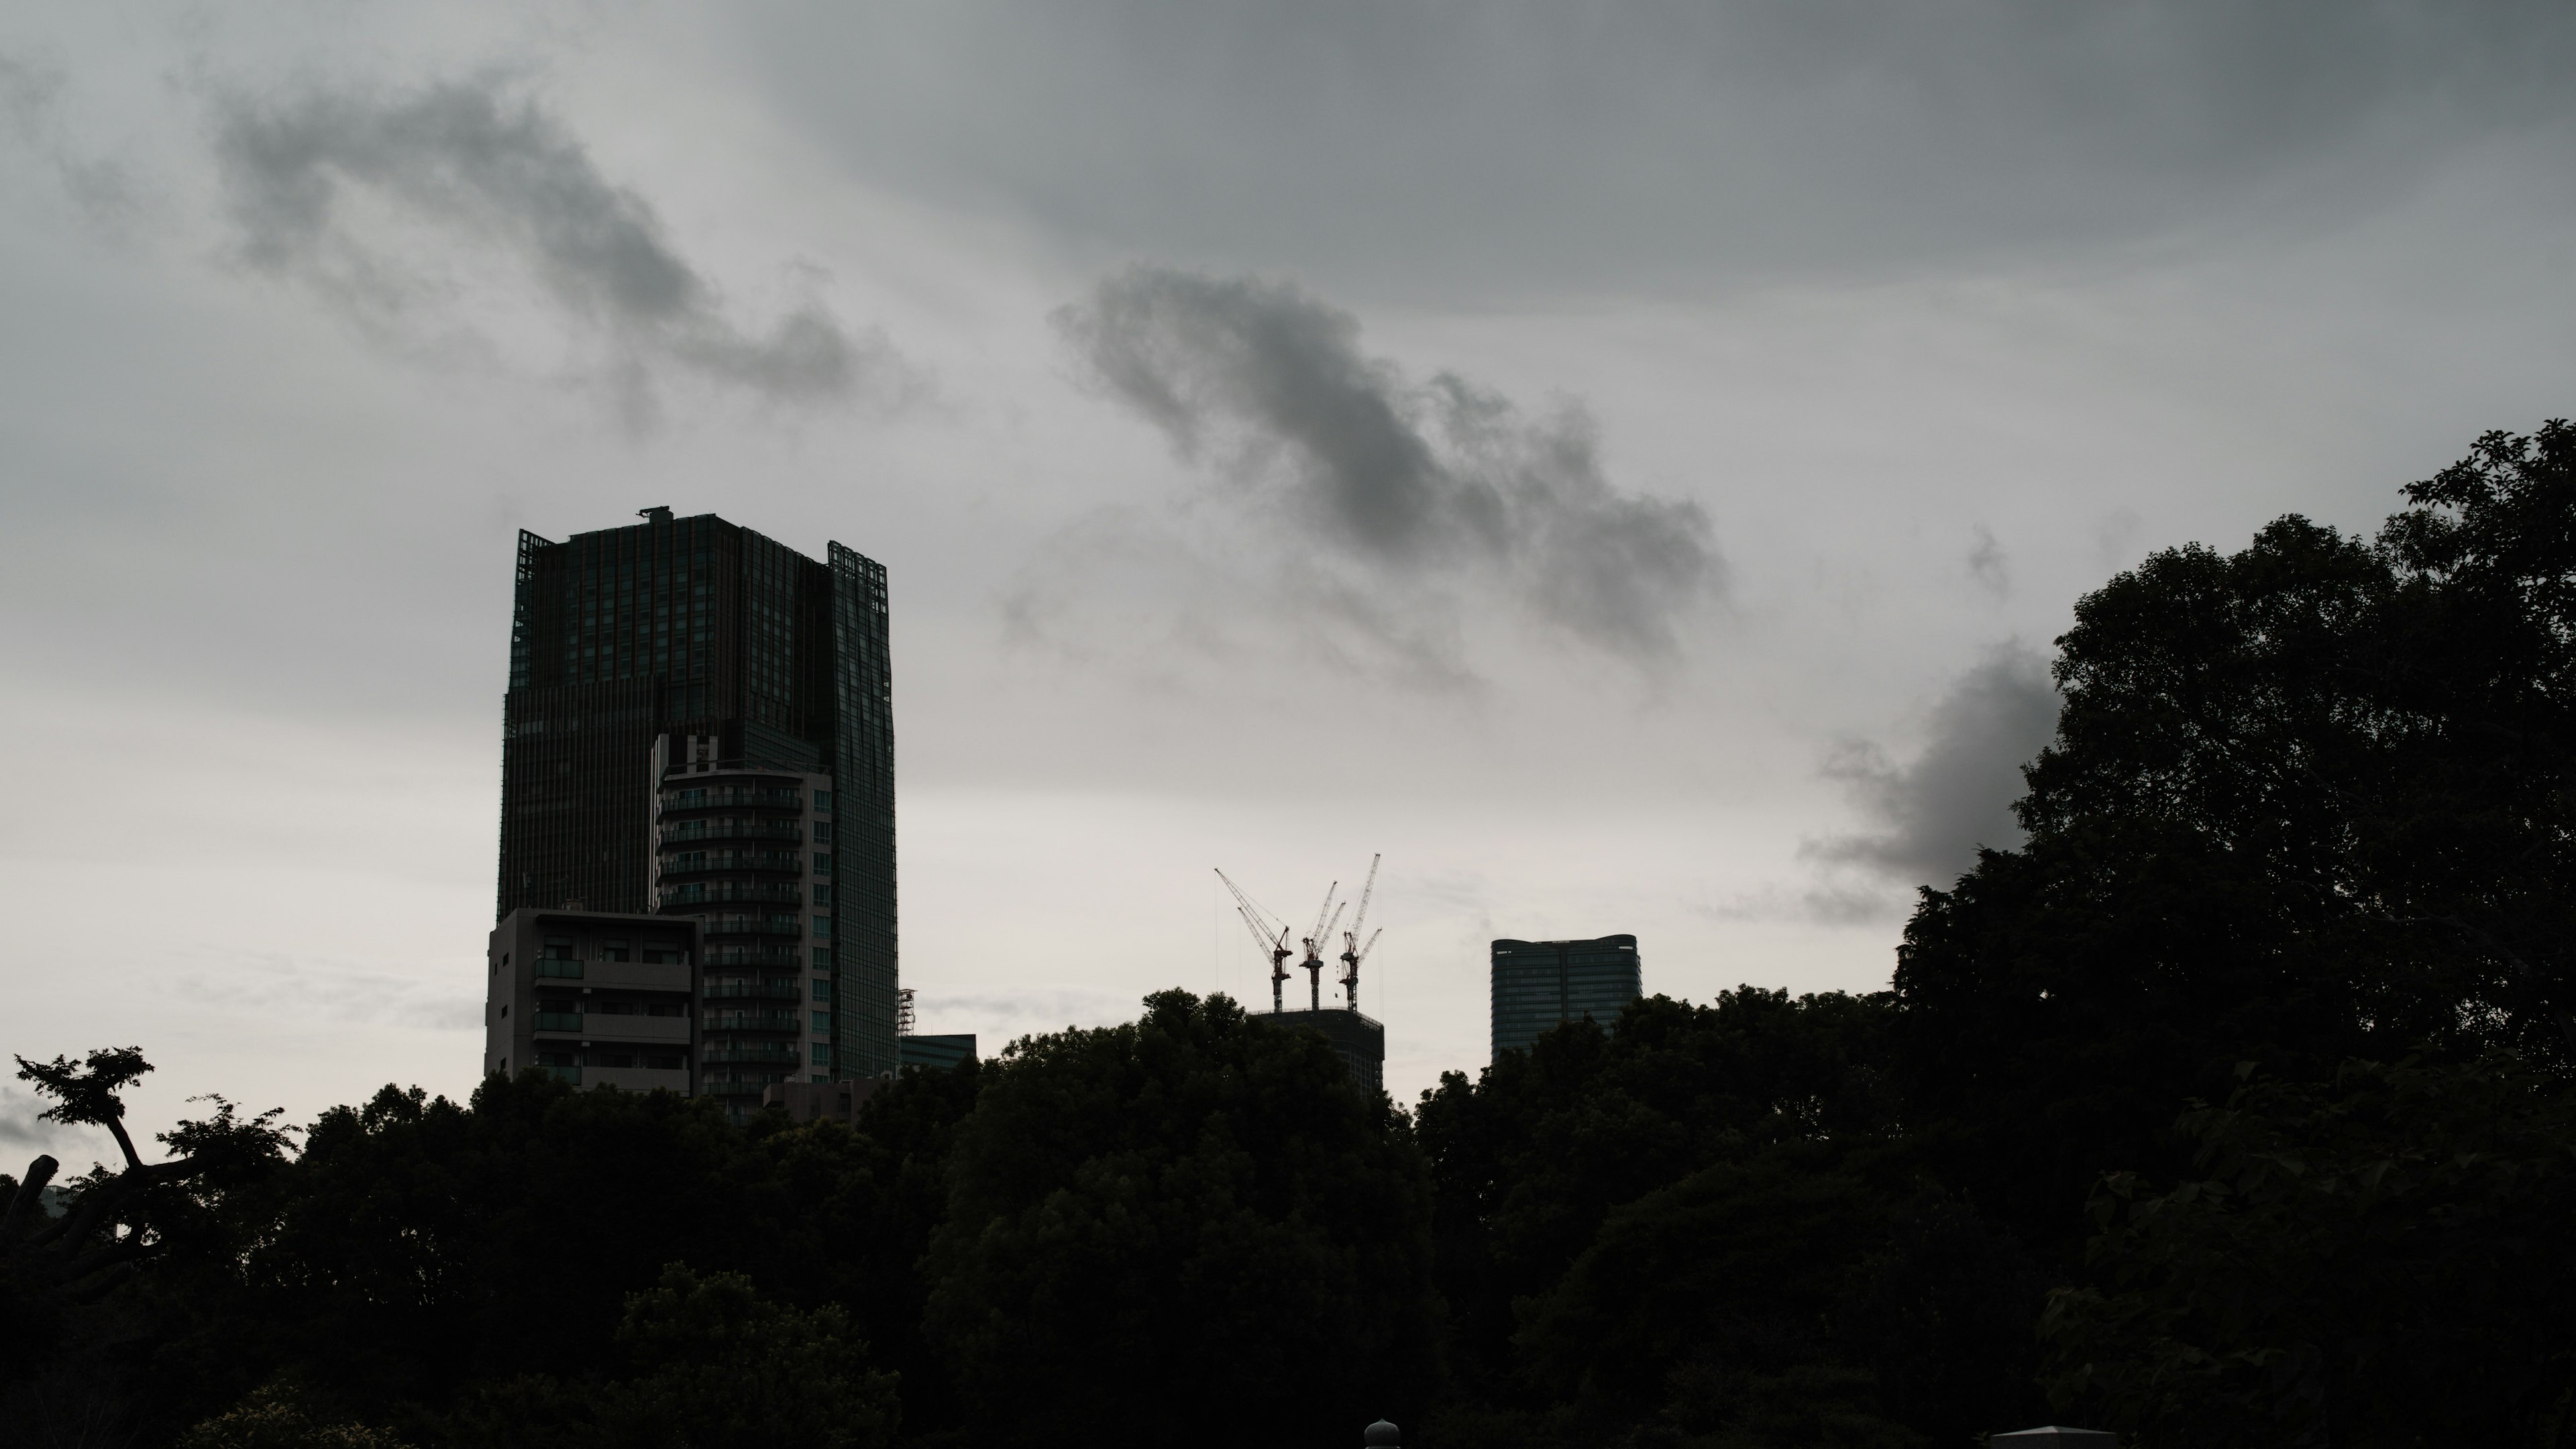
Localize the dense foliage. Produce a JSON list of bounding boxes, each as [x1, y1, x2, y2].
[[8, 421, 2576, 1448]]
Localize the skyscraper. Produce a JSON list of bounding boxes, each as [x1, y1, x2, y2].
[[1490, 934, 1642, 1062], [496, 509, 898, 1080]]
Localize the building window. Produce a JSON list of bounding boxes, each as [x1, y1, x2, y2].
[[601, 941, 631, 962], [812, 947, 833, 968], [646, 1052, 683, 1070], [813, 790, 833, 813], [812, 853, 832, 875], [541, 937, 574, 961], [647, 1002, 685, 1018], [811, 979, 830, 1002], [810, 1073, 829, 1084], [811, 1044, 830, 1065], [814, 822, 835, 845], [813, 916, 831, 939], [812, 1011, 831, 1032], [812, 883, 833, 909]]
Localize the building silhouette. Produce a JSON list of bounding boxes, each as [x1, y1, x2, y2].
[[1490, 934, 1642, 1062], [495, 510, 898, 1081], [1262, 1008, 1385, 1095]]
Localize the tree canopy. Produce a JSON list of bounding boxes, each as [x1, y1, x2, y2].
[[12, 420, 2576, 1447]]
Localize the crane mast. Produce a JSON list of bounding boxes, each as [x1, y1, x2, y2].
[[1338, 853, 1382, 1008], [1299, 881, 1340, 1013]]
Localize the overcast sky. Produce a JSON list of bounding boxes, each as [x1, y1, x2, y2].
[[6, 0, 2574, 1162]]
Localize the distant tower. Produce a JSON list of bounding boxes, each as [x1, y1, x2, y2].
[[1489, 935, 1642, 1062], [495, 512, 898, 1083]]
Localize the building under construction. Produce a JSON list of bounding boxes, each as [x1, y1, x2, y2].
[[1217, 856, 1389, 1097]]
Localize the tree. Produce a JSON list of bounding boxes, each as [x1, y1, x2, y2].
[[1417, 992, 1903, 1415], [921, 990, 1437, 1449], [178, 1385, 413, 1448], [1895, 421, 2576, 1252], [3, 1049, 292, 1364], [1410, 991, 2015, 1448], [2042, 1055, 2576, 1446]]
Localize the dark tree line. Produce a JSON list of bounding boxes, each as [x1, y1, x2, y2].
[[10, 421, 2576, 1448]]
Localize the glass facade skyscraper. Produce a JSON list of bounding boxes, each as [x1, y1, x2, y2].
[[496, 511, 898, 1080], [1490, 934, 1642, 1062]]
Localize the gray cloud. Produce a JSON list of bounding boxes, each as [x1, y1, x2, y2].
[[1966, 525, 2010, 598], [211, 78, 902, 414], [1809, 643, 2060, 887], [0, 1081, 98, 1161], [170, 953, 480, 1034], [0, 50, 146, 241], [1055, 265, 1721, 660], [745, 0, 2576, 299]]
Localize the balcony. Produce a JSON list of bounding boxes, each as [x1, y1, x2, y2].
[[531, 1011, 584, 1033], [703, 947, 803, 969], [704, 1010, 801, 1032], [702, 981, 802, 1002], [654, 849, 804, 877], [698, 1075, 786, 1097], [658, 820, 802, 847], [655, 883, 802, 908], [534, 959, 582, 979], [578, 959, 690, 993], [582, 1065, 690, 1093], [535, 1065, 582, 1085], [576, 1014, 692, 1044], [661, 788, 806, 813], [700, 916, 804, 938], [703, 1044, 800, 1065]]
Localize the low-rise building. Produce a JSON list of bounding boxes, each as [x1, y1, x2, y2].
[[486, 908, 700, 1092]]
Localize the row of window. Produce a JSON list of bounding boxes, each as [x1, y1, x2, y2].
[[663, 788, 833, 813], [536, 937, 688, 964], [525, 998, 690, 1019]]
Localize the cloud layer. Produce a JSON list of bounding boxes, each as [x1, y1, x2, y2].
[[1811, 643, 2061, 888], [1054, 266, 1721, 662], [749, 0, 2576, 297], [212, 78, 898, 413]]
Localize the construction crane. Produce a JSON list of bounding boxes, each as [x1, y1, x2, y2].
[[1298, 881, 1341, 1013], [1342, 929, 1381, 1009], [1339, 853, 1382, 1008], [1216, 868, 1296, 1013]]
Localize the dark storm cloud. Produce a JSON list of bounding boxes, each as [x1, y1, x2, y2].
[[744, 0, 2576, 297], [211, 78, 899, 409], [1809, 643, 2060, 886], [1055, 266, 1721, 659]]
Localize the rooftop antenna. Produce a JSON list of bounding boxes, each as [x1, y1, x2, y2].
[[1216, 869, 1295, 1013], [1339, 853, 1381, 1010]]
